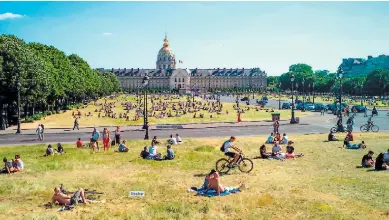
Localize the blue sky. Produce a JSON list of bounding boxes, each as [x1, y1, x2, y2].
[[0, 1, 388, 76]]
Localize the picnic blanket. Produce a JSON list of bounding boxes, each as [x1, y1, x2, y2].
[[195, 186, 241, 197]]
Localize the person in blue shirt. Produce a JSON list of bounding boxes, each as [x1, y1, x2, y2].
[[280, 133, 288, 144], [164, 145, 175, 160], [90, 128, 100, 152], [118, 140, 129, 152], [266, 133, 274, 144]]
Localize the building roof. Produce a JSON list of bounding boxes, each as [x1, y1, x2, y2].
[[97, 68, 267, 78]]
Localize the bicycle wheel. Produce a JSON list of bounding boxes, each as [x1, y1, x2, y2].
[[330, 127, 337, 133], [371, 125, 379, 132], [360, 125, 369, 132], [238, 158, 254, 173], [216, 158, 231, 175]]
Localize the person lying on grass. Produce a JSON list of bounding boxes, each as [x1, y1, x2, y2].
[[344, 140, 366, 150], [361, 151, 375, 168], [285, 141, 304, 159], [163, 145, 175, 160], [51, 187, 88, 206], [328, 131, 339, 141], [375, 153, 389, 171], [204, 169, 246, 196]]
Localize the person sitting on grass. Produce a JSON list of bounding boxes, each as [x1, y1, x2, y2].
[[280, 133, 288, 144], [204, 169, 247, 196], [274, 133, 282, 143], [167, 135, 177, 145], [140, 147, 150, 159], [266, 133, 274, 144], [118, 140, 129, 152], [76, 138, 83, 148], [259, 145, 272, 159], [57, 143, 64, 154], [272, 141, 285, 161], [164, 145, 175, 160], [361, 151, 375, 168], [2, 157, 15, 174], [51, 187, 88, 206], [13, 155, 24, 172], [345, 131, 354, 142], [285, 141, 304, 159], [151, 136, 158, 146], [175, 134, 182, 144], [148, 141, 161, 159], [375, 153, 389, 171], [345, 140, 366, 150], [328, 131, 339, 141], [45, 144, 54, 156], [383, 149, 389, 166]]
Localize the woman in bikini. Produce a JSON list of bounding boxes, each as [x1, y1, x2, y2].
[[102, 128, 110, 151]]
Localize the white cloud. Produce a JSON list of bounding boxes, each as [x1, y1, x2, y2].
[[102, 32, 113, 36], [0, 12, 24, 21]]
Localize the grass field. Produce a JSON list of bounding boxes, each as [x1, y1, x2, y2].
[[20, 95, 310, 129], [1, 133, 389, 219]]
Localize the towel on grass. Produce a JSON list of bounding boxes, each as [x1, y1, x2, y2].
[[195, 186, 241, 197]]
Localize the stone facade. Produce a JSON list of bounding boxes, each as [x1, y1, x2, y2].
[[340, 54, 389, 77], [97, 35, 267, 92]]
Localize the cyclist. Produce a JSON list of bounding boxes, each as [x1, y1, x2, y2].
[[346, 116, 355, 132], [367, 116, 373, 129], [221, 136, 241, 167]]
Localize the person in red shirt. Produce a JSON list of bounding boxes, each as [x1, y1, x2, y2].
[[76, 138, 83, 148], [346, 131, 354, 142]]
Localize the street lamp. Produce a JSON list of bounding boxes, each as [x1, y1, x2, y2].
[[16, 81, 21, 134], [142, 74, 150, 140], [290, 73, 297, 124], [302, 79, 305, 111], [337, 66, 344, 131], [278, 82, 282, 110]]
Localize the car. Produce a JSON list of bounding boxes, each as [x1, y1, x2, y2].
[[241, 97, 249, 101], [351, 105, 366, 113], [304, 103, 315, 111], [282, 103, 291, 109], [262, 96, 268, 101], [314, 103, 327, 112]]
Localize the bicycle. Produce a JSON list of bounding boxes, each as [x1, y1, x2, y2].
[[360, 123, 379, 132], [215, 152, 254, 175], [330, 125, 348, 133]]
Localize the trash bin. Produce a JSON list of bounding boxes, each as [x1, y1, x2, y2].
[[271, 113, 280, 121]]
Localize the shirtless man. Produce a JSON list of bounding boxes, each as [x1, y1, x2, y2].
[[51, 187, 88, 206], [205, 170, 246, 196]]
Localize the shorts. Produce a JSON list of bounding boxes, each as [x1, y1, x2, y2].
[[225, 152, 236, 158], [286, 153, 295, 159], [91, 138, 97, 143], [70, 190, 82, 205]]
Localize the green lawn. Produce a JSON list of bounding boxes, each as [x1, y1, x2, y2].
[[1, 133, 389, 219], [20, 95, 310, 129]]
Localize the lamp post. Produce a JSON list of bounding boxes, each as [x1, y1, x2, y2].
[[278, 82, 282, 110], [337, 66, 344, 131], [142, 74, 150, 140], [16, 81, 21, 134], [302, 79, 305, 111], [360, 83, 363, 106], [290, 73, 296, 124], [312, 82, 315, 104]]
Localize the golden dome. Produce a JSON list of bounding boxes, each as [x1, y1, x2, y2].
[[157, 34, 176, 62]]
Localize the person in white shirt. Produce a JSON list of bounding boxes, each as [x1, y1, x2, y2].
[[221, 136, 242, 167], [36, 124, 43, 141], [175, 134, 182, 144], [168, 135, 177, 145]]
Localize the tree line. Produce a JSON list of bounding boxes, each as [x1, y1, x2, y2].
[[0, 35, 121, 126], [267, 63, 389, 96]]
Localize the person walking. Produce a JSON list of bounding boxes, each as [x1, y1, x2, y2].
[[36, 124, 43, 141], [273, 119, 279, 134], [73, 117, 79, 130]]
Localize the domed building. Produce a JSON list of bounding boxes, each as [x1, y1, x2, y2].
[[156, 35, 176, 70], [97, 35, 267, 93]]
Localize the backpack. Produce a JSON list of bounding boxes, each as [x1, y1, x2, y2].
[[220, 141, 228, 152]]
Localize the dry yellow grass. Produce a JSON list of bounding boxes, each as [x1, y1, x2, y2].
[[20, 95, 310, 129], [1, 133, 389, 219]]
